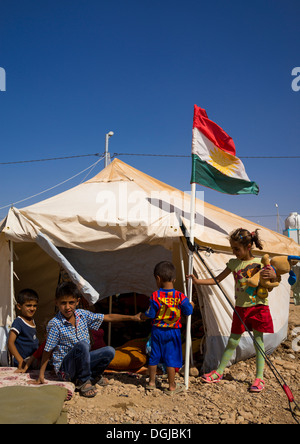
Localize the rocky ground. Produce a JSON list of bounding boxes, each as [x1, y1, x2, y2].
[[66, 302, 300, 425]]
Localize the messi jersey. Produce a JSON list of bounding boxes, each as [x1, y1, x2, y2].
[[144, 288, 193, 328]]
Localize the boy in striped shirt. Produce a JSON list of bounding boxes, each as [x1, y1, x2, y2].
[[142, 261, 194, 394]]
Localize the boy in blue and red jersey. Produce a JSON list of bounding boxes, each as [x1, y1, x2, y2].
[[142, 261, 194, 393]]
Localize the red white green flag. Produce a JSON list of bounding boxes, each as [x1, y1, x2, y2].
[[191, 105, 259, 195]]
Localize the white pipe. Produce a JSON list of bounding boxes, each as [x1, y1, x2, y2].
[[184, 182, 196, 389], [179, 240, 187, 295], [108, 295, 113, 346], [9, 240, 15, 325], [180, 239, 194, 368]]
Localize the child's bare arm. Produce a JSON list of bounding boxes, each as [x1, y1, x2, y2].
[[20, 354, 36, 373], [140, 312, 150, 321], [8, 330, 24, 370], [187, 267, 231, 286], [36, 350, 52, 384], [103, 312, 143, 323]]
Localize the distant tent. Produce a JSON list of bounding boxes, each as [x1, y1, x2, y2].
[[1, 159, 299, 370]]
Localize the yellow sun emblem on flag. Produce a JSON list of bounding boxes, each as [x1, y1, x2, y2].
[[207, 146, 240, 177]]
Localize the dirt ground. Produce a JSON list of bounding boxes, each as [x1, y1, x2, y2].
[[66, 301, 300, 425]]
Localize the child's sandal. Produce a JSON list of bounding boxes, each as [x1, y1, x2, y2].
[[77, 379, 97, 398], [200, 370, 223, 383], [249, 378, 265, 393]]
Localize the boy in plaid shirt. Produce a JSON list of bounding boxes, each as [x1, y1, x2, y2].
[[37, 282, 142, 398]]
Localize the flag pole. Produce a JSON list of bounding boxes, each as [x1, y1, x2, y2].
[[9, 240, 15, 325], [184, 181, 196, 389]]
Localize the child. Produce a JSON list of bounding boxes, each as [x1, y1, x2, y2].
[[8, 289, 40, 372], [36, 282, 143, 398], [142, 261, 194, 394], [188, 228, 275, 392]]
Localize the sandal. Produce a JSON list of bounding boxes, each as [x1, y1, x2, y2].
[[77, 379, 97, 398], [200, 370, 223, 383], [250, 378, 265, 393], [145, 383, 157, 390], [163, 383, 185, 395], [92, 375, 109, 386]]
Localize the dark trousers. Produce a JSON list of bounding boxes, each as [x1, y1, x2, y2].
[[60, 341, 115, 383]]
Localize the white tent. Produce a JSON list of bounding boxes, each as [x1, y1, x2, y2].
[[1, 159, 300, 369]]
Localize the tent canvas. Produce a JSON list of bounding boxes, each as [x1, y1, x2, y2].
[[1, 158, 300, 370]]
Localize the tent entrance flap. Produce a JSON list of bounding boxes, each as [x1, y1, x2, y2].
[[35, 232, 99, 304], [58, 244, 173, 300]]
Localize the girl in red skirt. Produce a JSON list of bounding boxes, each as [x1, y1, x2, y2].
[[188, 228, 276, 392]]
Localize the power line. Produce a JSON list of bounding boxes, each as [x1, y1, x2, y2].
[[238, 156, 300, 159], [0, 153, 100, 165], [112, 153, 300, 159], [1, 152, 300, 165], [116, 153, 300, 158], [242, 214, 288, 218], [0, 155, 105, 211], [112, 153, 189, 158]]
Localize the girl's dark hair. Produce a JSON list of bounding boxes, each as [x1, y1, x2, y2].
[[16, 289, 39, 305], [229, 228, 263, 250], [55, 281, 81, 300], [154, 261, 176, 282]]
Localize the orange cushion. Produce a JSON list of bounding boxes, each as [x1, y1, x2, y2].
[[108, 339, 147, 371]]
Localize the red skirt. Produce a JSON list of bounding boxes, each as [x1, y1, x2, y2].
[[231, 305, 274, 335]]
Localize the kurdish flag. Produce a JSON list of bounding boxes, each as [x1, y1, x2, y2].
[[191, 105, 259, 195]]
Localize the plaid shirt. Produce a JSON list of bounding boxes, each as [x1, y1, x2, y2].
[[44, 309, 104, 374]]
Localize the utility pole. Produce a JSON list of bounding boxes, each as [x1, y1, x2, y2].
[[105, 131, 114, 167], [275, 203, 280, 233]]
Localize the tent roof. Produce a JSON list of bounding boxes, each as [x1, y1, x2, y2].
[[2, 158, 300, 256]]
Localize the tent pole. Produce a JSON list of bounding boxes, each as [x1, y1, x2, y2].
[[180, 239, 194, 367], [108, 295, 113, 346], [184, 182, 196, 389], [179, 240, 187, 295], [9, 240, 15, 325]]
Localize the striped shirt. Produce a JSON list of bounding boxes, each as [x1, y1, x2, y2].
[[144, 289, 193, 328], [44, 309, 104, 374]]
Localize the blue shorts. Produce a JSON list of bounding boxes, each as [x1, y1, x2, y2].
[[148, 327, 182, 368]]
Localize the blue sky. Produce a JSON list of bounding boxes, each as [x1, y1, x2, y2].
[[0, 0, 299, 233]]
